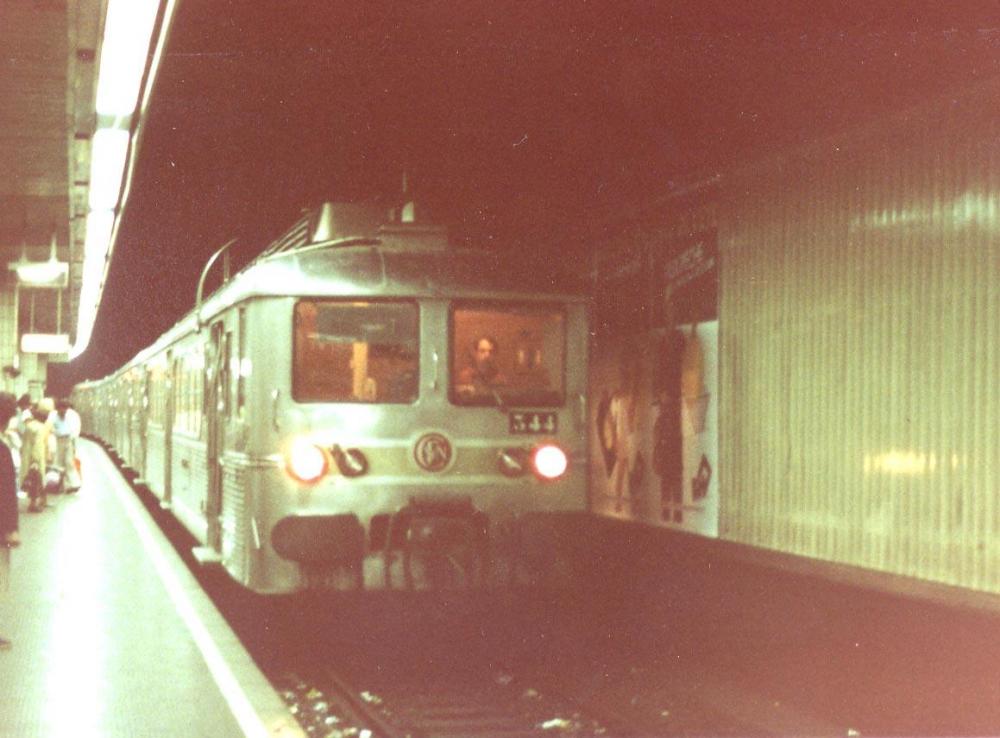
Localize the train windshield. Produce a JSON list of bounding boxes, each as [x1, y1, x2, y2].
[[293, 300, 419, 403], [451, 304, 565, 407]]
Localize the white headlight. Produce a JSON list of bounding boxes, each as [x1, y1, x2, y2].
[[285, 440, 328, 484]]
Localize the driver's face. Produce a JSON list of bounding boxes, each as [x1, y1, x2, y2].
[[475, 339, 494, 366]]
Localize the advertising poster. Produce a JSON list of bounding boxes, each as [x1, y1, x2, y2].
[[591, 332, 651, 518], [652, 321, 718, 536], [655, 231, 719, 536], [589, 228, 652, 519], [590, 228, 718, 537]]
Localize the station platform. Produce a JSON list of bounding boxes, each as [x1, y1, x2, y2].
[[0, 439, 303, 738]]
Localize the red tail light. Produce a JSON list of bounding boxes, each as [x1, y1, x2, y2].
[[532, 443, 568, 481]]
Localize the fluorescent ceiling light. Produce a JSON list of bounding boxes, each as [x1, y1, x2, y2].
[[71, 210, 116, 359], [74, 0, 180, 360], [83, 209, 115, 281], [95, 0, 163, 117], [89, 129, 130, 210]]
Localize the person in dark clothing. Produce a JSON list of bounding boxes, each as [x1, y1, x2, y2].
[[455, 336, 507, 397], [0, 392, 20, 650], [653, 330, 686, 521]]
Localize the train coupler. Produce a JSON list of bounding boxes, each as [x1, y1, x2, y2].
[[380, 497, 489, 590]]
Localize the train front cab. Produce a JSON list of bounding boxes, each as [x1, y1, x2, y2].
[[231, 292, 589, 593]]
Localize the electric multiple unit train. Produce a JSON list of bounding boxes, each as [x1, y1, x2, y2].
[[72, 203, 590, 594]]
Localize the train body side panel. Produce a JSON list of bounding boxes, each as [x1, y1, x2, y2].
[[146, 424, 167, 498]]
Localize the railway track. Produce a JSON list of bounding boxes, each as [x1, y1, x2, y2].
[[259, 588, 643, 737], [279, 658, 627, 738], [130, 476, 824, 738]]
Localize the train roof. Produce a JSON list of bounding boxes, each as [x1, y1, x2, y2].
[[95, 208, 586, 381], [210, 238, 585, 306]]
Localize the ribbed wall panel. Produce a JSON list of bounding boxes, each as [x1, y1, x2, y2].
[[719, 80, 1000, 592]]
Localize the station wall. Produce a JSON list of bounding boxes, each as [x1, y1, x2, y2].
[[591, 75, 1000, 594]]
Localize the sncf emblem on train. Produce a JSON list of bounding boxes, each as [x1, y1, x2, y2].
[[414, 433, 452, 472]]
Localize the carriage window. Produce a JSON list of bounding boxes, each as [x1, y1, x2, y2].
[[451, 305, 565, 406], [294, 300, 419, 403]]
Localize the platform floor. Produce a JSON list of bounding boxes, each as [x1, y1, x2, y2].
[[0, 439, 302, 738]]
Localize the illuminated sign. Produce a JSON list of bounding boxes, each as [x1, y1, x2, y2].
[[21, 334, 71, 355]]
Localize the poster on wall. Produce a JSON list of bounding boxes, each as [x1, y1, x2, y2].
[[652, 321, 718, 537], [590, 226, 652, 518], [589, 228, 719, 538], [655, 231, 719, 536], [591, 332, 650, 517]]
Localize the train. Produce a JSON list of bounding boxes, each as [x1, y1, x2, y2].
[[73, 203, 590, 594]]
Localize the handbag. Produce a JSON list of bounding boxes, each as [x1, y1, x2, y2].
[[24, 463, 41, 498]]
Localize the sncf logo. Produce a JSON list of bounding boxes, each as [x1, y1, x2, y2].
[[414, 433, 452, 472]]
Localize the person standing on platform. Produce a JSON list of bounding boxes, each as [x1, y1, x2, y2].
[[0, 392, 21, 650], [3, 402, 21, 485], [15, 394, 31, 430], [20, 405, 49, 512], [13, 395, 32, 475], [49, 399, 81, 493]]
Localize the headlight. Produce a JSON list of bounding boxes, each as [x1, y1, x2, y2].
[[285, 440, 329, 485]]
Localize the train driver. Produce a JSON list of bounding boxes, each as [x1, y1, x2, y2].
[[455, 336, 508, 397]]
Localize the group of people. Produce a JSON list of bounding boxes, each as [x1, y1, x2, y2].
[[2, 395, 81, 513]]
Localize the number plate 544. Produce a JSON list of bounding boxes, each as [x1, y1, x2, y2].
[[508, 411, 557, 434]]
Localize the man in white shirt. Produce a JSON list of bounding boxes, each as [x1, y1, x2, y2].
[[49, 399, 82, 492]]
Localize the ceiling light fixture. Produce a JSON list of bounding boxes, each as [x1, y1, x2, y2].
[[71, 0, 181, 359]]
